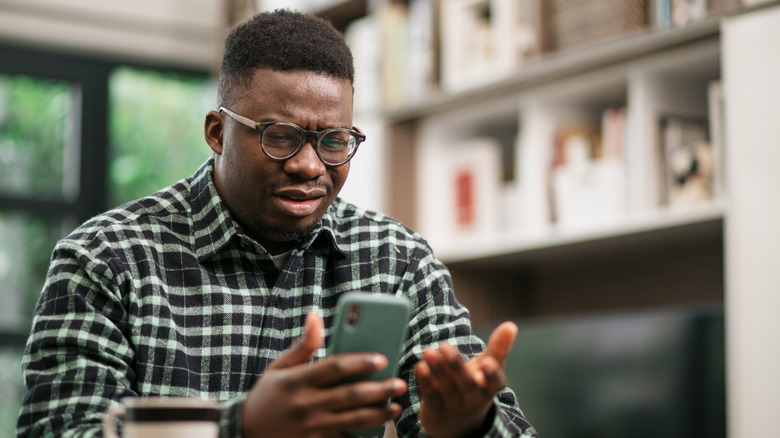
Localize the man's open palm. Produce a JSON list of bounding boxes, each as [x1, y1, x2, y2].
[[416, 322, 518, 438]]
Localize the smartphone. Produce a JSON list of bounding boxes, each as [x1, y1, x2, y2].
[[328, 292, 412, 437]]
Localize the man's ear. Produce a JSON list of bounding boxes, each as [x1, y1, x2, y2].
[[204, 110, 224, 155]]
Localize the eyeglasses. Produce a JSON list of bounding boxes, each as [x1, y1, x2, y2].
[[218, 106, 366, 167]]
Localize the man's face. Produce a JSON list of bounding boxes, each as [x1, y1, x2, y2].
[[206, 68, 353, 254]]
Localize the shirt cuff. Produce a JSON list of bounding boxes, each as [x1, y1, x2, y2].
[[219, 393, 248, 438], [482, 398, 538, 438]]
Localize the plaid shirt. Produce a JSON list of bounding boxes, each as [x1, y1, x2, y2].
[[18, 158, 537, 438]]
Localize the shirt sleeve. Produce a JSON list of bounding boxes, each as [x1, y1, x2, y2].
[[392, 244, 538, 438], [17, 239, 130, 437], [16, 239, 242, 438]]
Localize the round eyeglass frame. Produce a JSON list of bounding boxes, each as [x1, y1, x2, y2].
[[218, 106, 366, 166]]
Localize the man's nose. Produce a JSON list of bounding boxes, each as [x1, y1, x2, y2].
[[283, 139, 327, 179]]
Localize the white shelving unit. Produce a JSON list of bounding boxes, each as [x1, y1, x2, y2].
[[291, 2, 780, 436]]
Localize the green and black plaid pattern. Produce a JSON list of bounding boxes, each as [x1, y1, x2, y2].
[[18, 158, 536, 438]]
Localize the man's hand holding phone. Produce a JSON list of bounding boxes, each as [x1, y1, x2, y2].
[[241, 312, 407, 438]]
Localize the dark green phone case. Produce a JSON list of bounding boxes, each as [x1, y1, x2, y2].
[[328, 292, 412, 437]]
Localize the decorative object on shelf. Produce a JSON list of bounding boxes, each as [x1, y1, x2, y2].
[[668, 139, 715, 205], [658, 115, 714, 207], [551, 123, 627, 230]]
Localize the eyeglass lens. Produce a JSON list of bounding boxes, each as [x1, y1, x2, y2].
[[262, 123, 356, 165]]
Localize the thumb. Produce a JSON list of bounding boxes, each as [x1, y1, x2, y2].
[[483, 321, 518, 367], [269, 311, 324, 369]]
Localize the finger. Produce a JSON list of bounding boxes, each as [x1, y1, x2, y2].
[[317, 402, 403, 435], [415, 357, 431, 381], [415, 359, 438, 398], [314, 377, 407, 412], [479, 357, 508, 395], [420, 347, 460, 400], [303, 352, 388, 387], [483, 321, 518, 367], [270, 312, 324, 370], [437, 343, 480, 394]]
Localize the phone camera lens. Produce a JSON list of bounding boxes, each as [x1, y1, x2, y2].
[[346, 303, 361, 326]]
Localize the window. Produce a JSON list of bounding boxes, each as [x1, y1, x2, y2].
[[0, 44, 213, 435], [0, 70, 80, 437], [0, 73, 79, 332]]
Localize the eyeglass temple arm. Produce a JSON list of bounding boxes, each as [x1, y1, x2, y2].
[[218, 107, 258, 130]]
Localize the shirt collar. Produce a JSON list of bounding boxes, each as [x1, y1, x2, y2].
[[190, 157, 240, 262], [189, 157, 348, 262], [299, 200, 349, 258]]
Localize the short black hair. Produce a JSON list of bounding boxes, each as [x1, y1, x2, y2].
[[218, 9, 354, 106]]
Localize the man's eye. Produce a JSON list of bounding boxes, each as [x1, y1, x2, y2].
[[321, 138, 348, 149]]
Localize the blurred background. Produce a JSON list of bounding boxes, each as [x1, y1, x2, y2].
[[1, 0, 779, 437]]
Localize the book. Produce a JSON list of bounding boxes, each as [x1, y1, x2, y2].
[[405, 0, 437, 103], [601, 107, 627, 159], [515, 107, 555, 234], [445, 138, 502, 239], [653, 0, 673, 28], [441, 0, 540, 91], [378, 2, 410, 107], [707, 80, 725, 200], [345, 15, 382, 114]]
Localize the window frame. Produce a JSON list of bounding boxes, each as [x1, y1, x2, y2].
[[0, 42, 209, 346]]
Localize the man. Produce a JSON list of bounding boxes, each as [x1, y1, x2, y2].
[[18, 9, 537, 438]]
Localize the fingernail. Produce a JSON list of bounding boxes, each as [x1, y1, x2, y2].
[[371, 354, 387, 367]]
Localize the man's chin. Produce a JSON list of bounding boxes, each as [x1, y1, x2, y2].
[[253, 220, 318, 248]]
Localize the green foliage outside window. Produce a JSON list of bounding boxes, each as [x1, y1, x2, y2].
[[108, 67, 215, 207], [0, 75, 70, 199], [0, 74, 73, 330], [0, 214, 64, 330]]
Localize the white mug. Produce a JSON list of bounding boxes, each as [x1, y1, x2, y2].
[[101, 396, 219, 438]]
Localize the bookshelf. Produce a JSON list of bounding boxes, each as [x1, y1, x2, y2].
[[297, 0, 748, 321], [296, 0, 780, 436]]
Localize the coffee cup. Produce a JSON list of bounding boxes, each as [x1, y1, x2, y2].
[[101, 396, 219, 438]]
